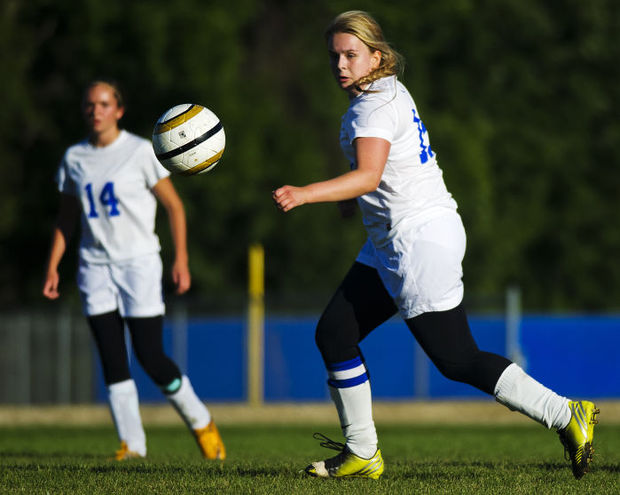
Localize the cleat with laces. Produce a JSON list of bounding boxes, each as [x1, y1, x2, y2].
[[194, 420, 226, 460], [113, 441, 145, 461], [304, 433, 384, 479], [558, 400, 600, 479]]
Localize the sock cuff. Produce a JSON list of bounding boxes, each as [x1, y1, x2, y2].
[[493, 362, 521, 399], [327, 357, 369, 388], [162, 376, 183, 395], [166, 375, 190, 397], [327, 356, 364, 372], [108, 378, 137, 396]]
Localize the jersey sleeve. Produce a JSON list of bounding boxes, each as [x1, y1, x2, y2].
[[347, 98, 397, 144], [142, 141, 171, 188], [55, 155, 77, 196]]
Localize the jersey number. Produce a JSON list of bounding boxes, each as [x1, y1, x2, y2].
[[412, 109, 434, 164], [85, 182, 120, 218]]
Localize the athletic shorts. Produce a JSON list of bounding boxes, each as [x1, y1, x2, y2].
[[356, 213, 466, 319], [77, 253, 165, 317]]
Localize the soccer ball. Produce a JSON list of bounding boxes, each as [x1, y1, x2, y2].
[[152, 104, 225, 175]]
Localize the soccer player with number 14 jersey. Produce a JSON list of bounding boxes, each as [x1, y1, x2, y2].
[[43, 79, 225, 461]]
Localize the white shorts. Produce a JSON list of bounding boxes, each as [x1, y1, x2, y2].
[[356, 213, 466, 319], [77, 253, 165, 317]]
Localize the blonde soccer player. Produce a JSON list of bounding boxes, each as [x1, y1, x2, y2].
[[43, 79, 225, 461], [273, 10, 598, 480]]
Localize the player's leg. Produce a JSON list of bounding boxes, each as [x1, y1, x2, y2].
[[126, 317, 225, 460], [78, 260, 146, 459], [87, 310, 146, 459], [406, 304, 599, 478], [405, 303, 570, 424], [399, 212, 569, 426], [117, 254, 224, 459], [124, 316, 181, 388], [307, 261, 396, 479], [400, 213, 598, 479]]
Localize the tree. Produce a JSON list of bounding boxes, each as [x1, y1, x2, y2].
[[1, 0, 619, 312]]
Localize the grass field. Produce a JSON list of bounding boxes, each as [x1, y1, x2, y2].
[[1, 414, 619, 494]]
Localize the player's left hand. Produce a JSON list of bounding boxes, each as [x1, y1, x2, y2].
[[172, 261, 191, 295]]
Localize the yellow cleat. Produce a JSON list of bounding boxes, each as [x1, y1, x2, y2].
[[194, 420, 226, 460], [558, 400, 600, 479], [113, 441, 144, 461], [304, 433, 384, 479]]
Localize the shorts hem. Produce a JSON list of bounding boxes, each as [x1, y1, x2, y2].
[[122, 305, 166, 318], [399, 295, 463, 320], [83, 304, 118, 317]]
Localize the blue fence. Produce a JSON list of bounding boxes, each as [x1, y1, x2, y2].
[[95, 314, 620, 402]]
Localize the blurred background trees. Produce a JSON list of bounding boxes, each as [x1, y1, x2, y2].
[[1, 0, 619, 313]]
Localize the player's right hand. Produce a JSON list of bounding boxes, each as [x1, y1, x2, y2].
[[272, 185, 307, 212], [42, 271, 60, 300], [172, 260, 191, 295]]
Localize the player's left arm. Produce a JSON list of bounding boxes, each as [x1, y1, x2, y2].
[[273, 137, 390, 212], [152, 177, 191, 294]]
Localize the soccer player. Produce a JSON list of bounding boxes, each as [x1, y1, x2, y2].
[[43, 79, 225, 461], [273, 10, 598, 480]]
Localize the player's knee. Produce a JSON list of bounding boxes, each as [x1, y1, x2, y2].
[[431, 351, 487, 386], [315, 316, 334, 359], [434, 359, 475, 383], [431, 352, 501, 395], [315, 316, 355, 364]]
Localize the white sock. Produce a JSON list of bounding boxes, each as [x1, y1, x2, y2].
[[166, 375, 211, 430], [108, 379, 146, 456], [494, 363, 571, 429], [328, 356, 378, 461], [330, 382, 377, 459]]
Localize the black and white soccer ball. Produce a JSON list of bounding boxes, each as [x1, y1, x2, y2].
[[152, 104, 225, 175]]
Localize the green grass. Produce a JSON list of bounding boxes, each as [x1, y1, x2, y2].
[[1, 424, 618, 494]]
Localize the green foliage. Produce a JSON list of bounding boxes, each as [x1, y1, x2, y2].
[[1, 424, 619, 493], [2, 0, 620, 311]]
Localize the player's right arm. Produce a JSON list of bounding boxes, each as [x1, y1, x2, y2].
[[273, 137, 390, 212], [43, 193, 80, 300]]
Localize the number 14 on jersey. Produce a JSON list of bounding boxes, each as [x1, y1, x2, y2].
[[85, 182, 120, 218]]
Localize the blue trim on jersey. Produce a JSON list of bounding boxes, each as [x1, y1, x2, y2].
[[328, 372, 369, 389], [327, 356, 363, 372]]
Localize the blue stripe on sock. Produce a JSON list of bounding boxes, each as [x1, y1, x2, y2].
[[328, 372, 369, 388], [326, 356, 363, 372]]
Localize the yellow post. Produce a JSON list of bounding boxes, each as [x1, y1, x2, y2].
[[247, 243, 265, 406]]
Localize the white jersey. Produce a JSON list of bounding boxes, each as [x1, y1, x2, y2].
[[340, 76, 465, 318], [56, 130, 170, 263], [340, 75, 457, 249]]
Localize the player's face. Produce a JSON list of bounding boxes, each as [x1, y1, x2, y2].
[[82, 84, 124, 137], [328, 32, 381, 96]]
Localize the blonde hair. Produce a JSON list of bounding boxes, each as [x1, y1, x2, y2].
[[325, 10, 404, 89]]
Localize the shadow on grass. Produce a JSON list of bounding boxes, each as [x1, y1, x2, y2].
[[390, 460, 575, 481], [593, 464, 620, 474], [230, 466, 303, 477], [0, 451, 102, 461], [1, 462, 195, 475], [3, 454, 617, 480]]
